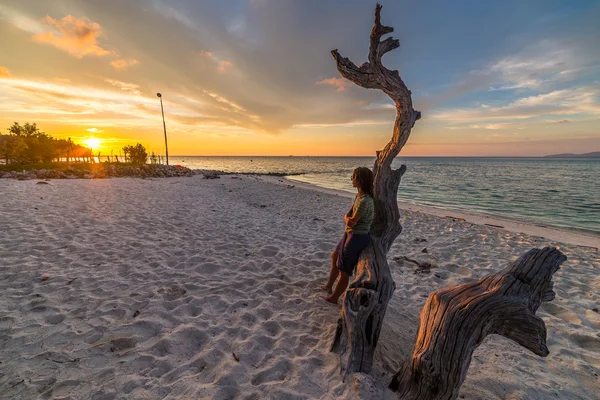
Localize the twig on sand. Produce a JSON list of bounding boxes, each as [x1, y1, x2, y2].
[[10, 380, 25, 388], [394, 256, 436, 274], [46, 356, 79, 364]]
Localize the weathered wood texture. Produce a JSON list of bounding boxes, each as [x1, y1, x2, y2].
[[389, 246, 567, 400], [329, 3, 420, 378]]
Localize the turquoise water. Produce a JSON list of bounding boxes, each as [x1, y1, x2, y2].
[[177, 156, 600, 235]]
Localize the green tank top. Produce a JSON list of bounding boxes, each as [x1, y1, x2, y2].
[[346, 194, 374, 234]]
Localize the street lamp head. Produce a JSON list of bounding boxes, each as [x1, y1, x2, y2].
[[157, 93, 162, 98]]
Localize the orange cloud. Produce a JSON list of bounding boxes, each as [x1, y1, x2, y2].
[[317, 77, 351, 92], [218, 60, 233, 73], [110, 58, 140, 70], [198, 51, 232, 72], [0, 66, 10, 78], [33, 15, 111, 58]]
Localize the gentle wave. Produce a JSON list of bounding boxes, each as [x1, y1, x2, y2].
[[179, 156, 600, 234]]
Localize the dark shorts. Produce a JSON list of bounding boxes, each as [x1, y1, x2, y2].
[[335, 232, 370, 276]]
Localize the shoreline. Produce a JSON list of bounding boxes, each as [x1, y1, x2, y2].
[[3, 165, 598, 249], [271, 175, 600, 249]]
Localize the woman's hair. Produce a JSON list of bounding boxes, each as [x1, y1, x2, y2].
[[353, 167, 374, 197]]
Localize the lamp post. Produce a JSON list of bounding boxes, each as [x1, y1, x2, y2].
[[157, 93, 169, 166]]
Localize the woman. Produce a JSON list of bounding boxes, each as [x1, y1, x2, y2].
[[321, 167, 374, 304]]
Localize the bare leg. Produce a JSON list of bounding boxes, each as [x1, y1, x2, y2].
[[320, 249, 339, 294], [323, 272, 350, 304]]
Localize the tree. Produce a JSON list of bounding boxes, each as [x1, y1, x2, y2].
[[5, 122, 55, 163], [0, 135, 27, 164], [2, 123, 90, 165], [328, 3, 421, 377], [122, 143, 148, 165], [55, 138, 71, 163], [8, 122, 45, 138]]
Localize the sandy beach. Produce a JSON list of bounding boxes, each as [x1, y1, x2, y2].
[[1, 175, 599, 399]]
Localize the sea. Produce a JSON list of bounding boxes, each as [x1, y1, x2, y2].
[[174, 156, 600, 236]]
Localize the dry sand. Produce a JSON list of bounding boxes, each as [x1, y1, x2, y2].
[[0, 175, 598, 399]]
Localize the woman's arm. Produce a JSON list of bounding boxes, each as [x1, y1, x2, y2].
[[344, 213, 361, 227], [345, 196, 357, 218], [345, 196, 370, 228]]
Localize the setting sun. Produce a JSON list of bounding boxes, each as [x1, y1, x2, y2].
[[83, 137, 101, 149]]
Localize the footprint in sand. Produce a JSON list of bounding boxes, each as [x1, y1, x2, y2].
[[195, 262, 220, 275], [172, 302, 203, 317], [258, 246, 279, 257], [569, 333, 600, 352], [150, 327, 208, 359], [109, 337, 136, 352], [158, 284, 187, 301], [432, 271, 450, 280], [83, 330, 104, 344], [263, 280, 283, 293], [40, 379, 81, 398], [148, 360, 174, 378], [444, 263, 472, 276], [251, 359, 292, 386], [256, 308, 273, 321], [541, 303, 582, 325], [128, 355, 156, 374], [44, 313, 65, 325], [261, 320, 283, 338], [240, 312, 258, 327], [0, 315, 15, 327]]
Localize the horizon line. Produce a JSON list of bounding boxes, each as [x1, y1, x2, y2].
[[165, 154, 600, 158]]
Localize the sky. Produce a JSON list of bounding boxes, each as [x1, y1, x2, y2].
[[0, 0, 599, 157]]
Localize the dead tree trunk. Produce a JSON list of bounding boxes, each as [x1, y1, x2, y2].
[[389, 246, 567, 400], [329, 3, 421, 378]]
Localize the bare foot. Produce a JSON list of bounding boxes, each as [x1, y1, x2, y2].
[[319, 285, 333, 294], [322, 295, 338, 304]]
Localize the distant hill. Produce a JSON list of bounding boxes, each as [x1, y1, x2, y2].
[[543, 151, 600, 159]]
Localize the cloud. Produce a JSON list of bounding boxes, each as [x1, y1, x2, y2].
[[198, 51, 233, 73], [86, 128, 104, 133], [32, 15, 112, 58], [202, 90, 246, 112], [0, 76, 266, 137], [217, 60, 233, 73], [294, 120, 390, 128], [104, 79, 142, 96], [0, 66, 10, 78], [316, 77, 352, 92], [0, 5, 44, 34], [432, 86, 600, 124], [421, 39, 600, 110], [151, 1, 198, 31], [487, 42, 570, 90], [110, 58, 140, 70], [466, 123, 511, 130]]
